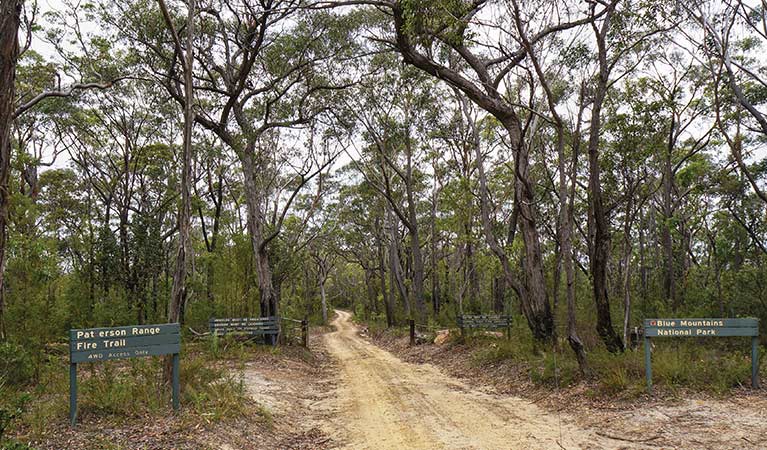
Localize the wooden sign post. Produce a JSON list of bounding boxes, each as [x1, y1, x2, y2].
[[69, 323, 181, 426], [643, 318, 760, 393]]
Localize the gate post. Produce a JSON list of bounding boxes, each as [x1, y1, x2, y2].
[[172, 353, 180, 411], [69, 363, 77, 426], [645, 336, 652, 393], [752, 336, 760, 389]]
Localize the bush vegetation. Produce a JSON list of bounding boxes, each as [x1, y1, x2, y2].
[[0, 339, 266, 446]]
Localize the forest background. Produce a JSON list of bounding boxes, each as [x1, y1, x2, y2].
[[1, 0, 767, 416]]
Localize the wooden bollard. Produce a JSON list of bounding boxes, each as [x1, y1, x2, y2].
[[301, 317, 308, 348], [409, 319, 415, 346]]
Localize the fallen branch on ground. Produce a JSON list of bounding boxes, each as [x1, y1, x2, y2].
[[595, 431, 662, 443]]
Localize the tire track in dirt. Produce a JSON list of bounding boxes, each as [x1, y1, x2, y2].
[[320, 310, 621, 450]]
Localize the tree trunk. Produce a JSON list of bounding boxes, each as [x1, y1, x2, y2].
[[404, 130, 426, 322], [157, 0, 195, 383], [365, 268, 376, 317], [204, 168, 223, 306], [564, 90, 588, 373], [639, 211, 648, 306], [456, 89, 554, 342], [501, 118, 555, 342], [240, 146, 278, 321], [167, 0, 195, 327], [583, 6, 625, 353], [622, 193, 634, 347], [492, 276, 505, 313], [0, 0, 21, 340], [662, 115, 676, 309], [388, 208, 410, 317], [377, 216, 394, 327], [465, 226, 480, 313], [430, 175, 440, 315], [319, 265, 328, 324], [587, 57, 624, 353]]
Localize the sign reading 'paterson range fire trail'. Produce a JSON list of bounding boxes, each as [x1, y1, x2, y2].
[[643, 318, 760, 393], [68, 323, 181, 426], [70, 323, 180, 362]]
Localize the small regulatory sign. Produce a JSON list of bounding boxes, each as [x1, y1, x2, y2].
[[643, 318, 759, 392], [68, 323, 181, 426]]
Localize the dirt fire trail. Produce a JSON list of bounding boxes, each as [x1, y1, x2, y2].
[[320, 310, 617, 450]]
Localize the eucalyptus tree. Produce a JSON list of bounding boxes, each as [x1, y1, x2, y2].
[[265, 133, 338, 315], [112, 0, 356, 318], [345, 57, 438, 322], [562, 0, 679, 352], [0, 0, 125, 338], [310, 243, 333, 324], [156, 0, 196, 333], [683, 0, 767, 208], [501, 46, 584, 365], [327, 0, 635, 342], [334, 166, 394, 323], [600, 80, 661, 344], [436, 92, 481, 316], [0, 0, 23, 339], [643, 54, 714, 311], [194, 137, 234, 306]]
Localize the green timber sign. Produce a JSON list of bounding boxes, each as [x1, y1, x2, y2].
[[69, 323, 181, 425], [643, 318, 760, 392]]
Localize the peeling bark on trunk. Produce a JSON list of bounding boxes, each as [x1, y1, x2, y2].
[[157, 0, 195, 382], [167, 0, 194, 327], [241, 146, 278, 322], [588, 92, 623, 353], [454, 90, 554, 343], [0, 0, 20, 341], [500, 118, 555, 343], [587, 11, 624, 353]]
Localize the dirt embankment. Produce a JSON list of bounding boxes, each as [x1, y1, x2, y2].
[[211, 330, 339, 450], [369, 326, 767, 450]]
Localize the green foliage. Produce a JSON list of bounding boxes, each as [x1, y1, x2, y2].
[[206, 335, 250, 361], [0, 343, 34, 387], [471, 338, 518, 365], [2, 349, 249, 441], [179, 354, 248, 421], [529, 352, 580, 388], [650, 344, 754, 393], [0, 393, 29, 442], [401, 0, 475, 46], [459, 307, 761, 397]]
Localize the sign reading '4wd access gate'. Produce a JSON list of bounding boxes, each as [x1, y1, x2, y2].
[[643, 318, 760, 392], [68, 323, 181, 426]]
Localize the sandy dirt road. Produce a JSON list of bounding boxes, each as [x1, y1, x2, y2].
[[321, 310, 618, 450]]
